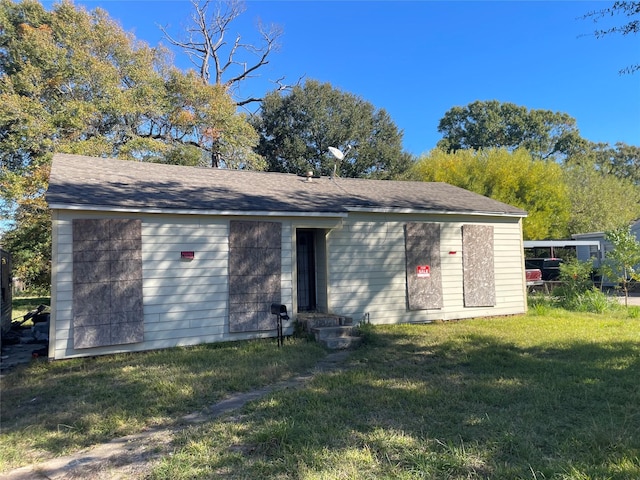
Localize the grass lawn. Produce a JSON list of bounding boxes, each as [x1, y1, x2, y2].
[[8, 296, 50, 325], [2, 308, 639, 479]]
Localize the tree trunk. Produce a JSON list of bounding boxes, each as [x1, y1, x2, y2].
[[211, 141, 222, 168]]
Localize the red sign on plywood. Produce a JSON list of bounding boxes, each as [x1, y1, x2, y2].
[[416, 265, 431, 278]]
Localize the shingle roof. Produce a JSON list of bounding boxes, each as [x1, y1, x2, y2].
[[46, 154, 527, 217]]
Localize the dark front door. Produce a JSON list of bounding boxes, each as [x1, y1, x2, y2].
[[296, 230, 316, 311]]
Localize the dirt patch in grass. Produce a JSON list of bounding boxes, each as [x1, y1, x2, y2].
[[0, 349, 352, 479], [2, 428, 170, 480]]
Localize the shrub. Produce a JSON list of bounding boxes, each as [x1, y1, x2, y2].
[[551, 259, 620, 313], [556, 258, 594, 297]]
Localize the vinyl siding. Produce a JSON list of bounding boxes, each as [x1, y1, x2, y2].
[[50, 211, 294, 360], [326, 212, 526, 324], [50, 209, 525, 360]]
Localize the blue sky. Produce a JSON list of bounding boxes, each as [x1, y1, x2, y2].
[[43, 1, 640, 156]]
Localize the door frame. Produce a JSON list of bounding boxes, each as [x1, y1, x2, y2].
[[296, 229, 317, 312]]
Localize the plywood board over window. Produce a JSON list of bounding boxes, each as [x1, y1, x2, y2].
[[405, 222, 443, 310], [72, 219, 144, 349], [228, 220, 282, 332], [462, 224, 496, 307]]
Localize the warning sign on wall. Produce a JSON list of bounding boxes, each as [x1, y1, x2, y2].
[[416, 265, 431, 278]]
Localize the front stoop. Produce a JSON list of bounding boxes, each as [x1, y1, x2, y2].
[[312, 325, 362, 350], [298, 314, 362, 350]]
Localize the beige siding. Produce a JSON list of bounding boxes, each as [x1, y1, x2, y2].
[[50, 208, 524, 359], [142, 216, 229, 346], [313, 230, 329, 312], [281, 222, 294, 318], [327, 213, 526, 324], [50, 211, 294, 360]]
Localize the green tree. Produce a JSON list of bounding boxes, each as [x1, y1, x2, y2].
[[252, 79, 414, 178], [409, 148, 570, 240], [562, 158, 640, 234], [155, 69, 262, 168], [0, 0, 261, 291], [590, 142, 640, 184], [600, 226, 640, 306], [0, 165, 50, 294], [436, 100, 587, 161], [0, 0, 260, 170]]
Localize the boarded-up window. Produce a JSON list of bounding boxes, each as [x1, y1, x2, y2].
[[462, 224, 496, 307], [229, 221, 282, 332], [72, 219, 144, 349], [405, 223, 443, 310]]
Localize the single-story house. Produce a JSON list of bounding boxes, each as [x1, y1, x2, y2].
[[572, 219, 640, 268], [571, 220, 640, 286], [46, 154, 529, 360]]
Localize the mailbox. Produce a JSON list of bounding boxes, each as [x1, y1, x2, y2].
[[270, 303, 289, 347], [270, 303, 290, 320]]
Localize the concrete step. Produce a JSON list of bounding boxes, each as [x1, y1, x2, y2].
[[311, 325, 356, 341], [297, 313, 361, 350], [311, 325, 362, 350], [321, 336, 363, 350], [298, 314, 353, 332]]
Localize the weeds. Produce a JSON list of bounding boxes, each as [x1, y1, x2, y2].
[[545, 259, 622, 314], [627, 306, 640, 318], [527, 292, 554, 315], [561, 288, 620, 314], [149, 314, 640, 479], [3, 304, 640, 478], [0, 338, 326, 471]]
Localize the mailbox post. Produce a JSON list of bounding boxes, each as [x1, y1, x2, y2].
[[270, 304, 290, 347]]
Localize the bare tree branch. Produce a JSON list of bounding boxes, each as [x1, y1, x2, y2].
[[236, 75, 304, 107], [580, 1, 639, 74], [161, 0, 289, 103], [583, 1, 640, 36]]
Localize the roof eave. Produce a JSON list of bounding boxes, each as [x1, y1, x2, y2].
[[344, 206, 527, 218], [47, 203, 349, 218], [47, 203, 526, 219]]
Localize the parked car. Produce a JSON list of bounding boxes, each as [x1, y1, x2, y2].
[[525, 258, 563, 281], [525, 267, 543, 287]]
